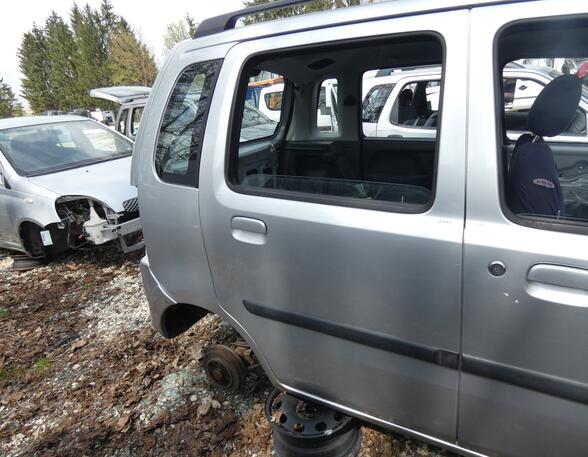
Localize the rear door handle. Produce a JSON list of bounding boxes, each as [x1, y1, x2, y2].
[[527, 264, 588, 307], [231, 216, 267, 245]]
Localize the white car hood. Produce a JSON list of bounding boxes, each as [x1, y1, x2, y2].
[[27, 156, 136, 213]]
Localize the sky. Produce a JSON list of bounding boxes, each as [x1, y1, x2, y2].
[[1, 0, 244, 104]]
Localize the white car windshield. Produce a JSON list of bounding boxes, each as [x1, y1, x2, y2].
[[0, 120, 133, 177]]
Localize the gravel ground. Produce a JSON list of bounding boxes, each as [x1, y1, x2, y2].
[[0, 245, 451, 457]]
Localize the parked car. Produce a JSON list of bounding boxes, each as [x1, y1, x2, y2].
[[132, 1, 588, 456], [361, 63, 588, 141], [0, 116, 142, 258], [89, 86, 151, 140]]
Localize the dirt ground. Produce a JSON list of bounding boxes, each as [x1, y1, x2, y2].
[[0, 245, 451, 457]]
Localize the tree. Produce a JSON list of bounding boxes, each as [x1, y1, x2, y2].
[[18, 2, 157, 111], [242, 0, 367, 24], [19, 25, 55, 112], [108, 29, 158, 86], [70, 3, 112, 107], [45, 11, 77, 110], [163, 14, 198, 56], [13, 102, 25, 117], [0, 78, 16, 118]]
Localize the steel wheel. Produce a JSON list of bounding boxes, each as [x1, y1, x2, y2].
[[265, 389, 362, 457]]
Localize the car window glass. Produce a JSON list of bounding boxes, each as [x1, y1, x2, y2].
[[503, 74, 587, 137], [118, 109, 128, 135], [239, 72, 281, 143], [362, 83, 394, 124], [316, 78, 339, 133], [82, 127, 121, 152], [155, 59, 222, 187], [131, 107, 144, 137], [499, 36, 588, 226], [389, 79, 440, 133], [231, 36, 443, 211], [0, 120, 132, 176]]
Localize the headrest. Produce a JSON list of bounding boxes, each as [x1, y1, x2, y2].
[[528, 74, 582, 137], [398, 88, 413, 106]]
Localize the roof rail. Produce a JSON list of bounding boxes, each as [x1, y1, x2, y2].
[[194, 0, 314, 38]]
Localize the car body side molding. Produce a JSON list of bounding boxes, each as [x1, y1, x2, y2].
[[244, 299, 588, 405]]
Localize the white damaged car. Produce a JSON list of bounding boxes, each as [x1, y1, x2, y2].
[[0, 116, 142, 261]]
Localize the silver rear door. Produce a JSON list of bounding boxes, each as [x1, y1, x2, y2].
[[200, 11, 468, 441]]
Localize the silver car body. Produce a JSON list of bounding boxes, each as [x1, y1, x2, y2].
[[0, 116, 142, 255], [133, 1, 588, 456]]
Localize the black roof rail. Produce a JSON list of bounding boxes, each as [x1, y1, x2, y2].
[[194, 0, 314, 38]]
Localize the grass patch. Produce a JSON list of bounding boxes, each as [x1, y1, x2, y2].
[[0, 307, 9, 319], [0, 358, 53, 384], [32, 357, 53, 374], [0, 364, 24, 382]]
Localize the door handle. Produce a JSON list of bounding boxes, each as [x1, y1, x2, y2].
[[231, 216, 267, 245], [527, 264, 588, 307]]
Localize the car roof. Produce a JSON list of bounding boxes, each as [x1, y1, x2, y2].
[[0, 115, 94, 131], [188, 0, 535, 49]]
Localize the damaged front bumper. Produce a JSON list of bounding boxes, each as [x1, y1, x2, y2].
[[53, 196, 144, 253], [84, 215, 144, 253]]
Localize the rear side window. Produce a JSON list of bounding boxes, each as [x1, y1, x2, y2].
[[117, 108, 128, 135], [316, 78, 339, 133], [230, 34, 443, 211], [155, 60, 222, 186], [131, 107, 144, 137]]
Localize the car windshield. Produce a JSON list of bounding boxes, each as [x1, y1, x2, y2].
[[0, 120, 133, 176]]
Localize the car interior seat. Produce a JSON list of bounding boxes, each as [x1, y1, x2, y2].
[[507, 74, 582, 218], [398, 88, 418, 125]]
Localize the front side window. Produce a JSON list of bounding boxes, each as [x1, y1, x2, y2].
[[231, 35, 443, 210], [503, 74, 587, 137], [0, 120, 132, 176], [155, 59, 222, 186]]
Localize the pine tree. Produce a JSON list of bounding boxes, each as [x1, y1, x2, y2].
[[108, 29, 158, 86], [0, 78, 16, 118], [70, 3, 111, 107], [18, 2, 158, 111], [45, 11, 77, 110], [18, 25, 55, 112]]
